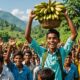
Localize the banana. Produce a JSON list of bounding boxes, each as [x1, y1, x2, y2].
[[44, 9, 48, 14], [55, 5, 65, 9], [55, 7, 62, 12], [40, 8, 45, 13], [44, 15, 46, 20], [52, 14, 55, 20], [47, 7, 51, 13], [54, 2, 61, 5], [34, 16, 38, 20], [48, 14, 52, 19], [55, 11, 59, 15], [50, 7, 54, 12], [54, 14, 59, 19], [34, 1, 65, 21]]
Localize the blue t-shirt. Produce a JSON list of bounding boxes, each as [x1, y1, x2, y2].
[[29, 37, 74, 80], [7, 62, 33, 80], [63, 63, 78, 80]]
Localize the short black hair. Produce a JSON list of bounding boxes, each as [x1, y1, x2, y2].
[[46, 29, 60, 38], [13, 51, 23, 58], [23, 50, 32, 56], [38, 68, 55, 80]]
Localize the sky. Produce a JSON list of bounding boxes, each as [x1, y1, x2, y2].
[[0, 0, 62, 21]]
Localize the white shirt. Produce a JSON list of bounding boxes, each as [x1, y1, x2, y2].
[[0, 65, 14, 80]]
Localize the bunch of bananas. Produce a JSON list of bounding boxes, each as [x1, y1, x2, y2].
[[34, 1, 65, 22]]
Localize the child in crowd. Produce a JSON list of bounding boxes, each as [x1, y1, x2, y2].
[[38, 68, 55, 80]]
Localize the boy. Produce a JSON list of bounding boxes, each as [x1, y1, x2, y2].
[[5, 40, 33, 80], [25, 10, 77, 80], [63, 55, 78, 80]]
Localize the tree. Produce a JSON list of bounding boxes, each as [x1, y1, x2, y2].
[[62, 0, 80, 29]]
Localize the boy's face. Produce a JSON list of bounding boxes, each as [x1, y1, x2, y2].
[[24, 53, 31, 63], [46, 33, 60, 51], [14, 55, 23, 67], [64, 56, 71, 66]]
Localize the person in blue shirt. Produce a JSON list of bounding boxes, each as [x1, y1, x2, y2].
[[5, 40, 33, 80], [63, 55, 79, 80], [25, 10, 77, 80]]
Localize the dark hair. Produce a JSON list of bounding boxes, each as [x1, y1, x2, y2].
[[38, 68, 55, 80], [13, 51, 23, 58], [0, 55, 4, 63], [46, 29, 60, 38], [23, 50, 32, 56]]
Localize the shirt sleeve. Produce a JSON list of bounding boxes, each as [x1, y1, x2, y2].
[[7, 61, 15, 72], [63, 37, 74, 55], [29, 39, 45, 57]]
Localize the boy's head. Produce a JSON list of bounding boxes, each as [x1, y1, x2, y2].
[[64, 54, 72, 67], [38, 68, 55, 80], [23, 50, 32, 63], [46, 29, 60, 39], [46, 29, 60, 51], [13, 51, 23, 67]]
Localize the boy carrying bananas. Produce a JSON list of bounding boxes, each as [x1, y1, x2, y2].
[[25, 10, 77, 80]]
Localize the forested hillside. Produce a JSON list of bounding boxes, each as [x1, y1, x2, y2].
[[0, 19, 25, 42], [0, 11, 26, 29]]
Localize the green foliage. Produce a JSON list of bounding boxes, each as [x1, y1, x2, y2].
[[63, 0, 80, 29], [0, 19, 25, 42]]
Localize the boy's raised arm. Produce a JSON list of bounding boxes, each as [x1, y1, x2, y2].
[[25, 11, 35, 43], [64, 10, 77, 40]]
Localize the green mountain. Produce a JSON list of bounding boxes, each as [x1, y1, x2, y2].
[[0, 11, 26, 29], [0, 18, 25, 42]]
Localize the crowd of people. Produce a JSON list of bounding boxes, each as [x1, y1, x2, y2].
[[0, 10, 80, 80]]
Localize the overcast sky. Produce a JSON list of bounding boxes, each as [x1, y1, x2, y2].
[[0, 0, 62, 21]]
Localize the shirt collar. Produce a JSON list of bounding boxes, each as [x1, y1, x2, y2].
[[47, 48, 58, 56]]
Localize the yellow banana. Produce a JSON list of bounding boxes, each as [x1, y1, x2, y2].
[[55, 11, 59, 15], [40, 8, 45, 13], [52, 14, 55, 20], [54, 14, 59, 19], [34, 16, 38, 20], [54, 2, 61, 5], [55, 7, 62, 11], [50, 7, 54, 12], [56, 5, 65, 9], [48, 14, 52, 19], [44, 9, 48, 14]]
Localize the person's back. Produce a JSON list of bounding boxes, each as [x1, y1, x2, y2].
[[38, 68, 55, 80]]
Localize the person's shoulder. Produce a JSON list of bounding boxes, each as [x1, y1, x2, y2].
[[23, 65, 31, 72], [71, 63, 77, 70]]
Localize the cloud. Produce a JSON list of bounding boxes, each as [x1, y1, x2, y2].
[[0, 8, 2, 11], [11, 9, 31, 21]]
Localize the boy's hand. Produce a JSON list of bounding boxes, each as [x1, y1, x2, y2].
[[8, 40, 16, 47], [29, 10, 36, 20], [63, 9, 68, 17], [0, 38, 3, 46], [24, 42, 28, 47], [0, 41, 3, 46]]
